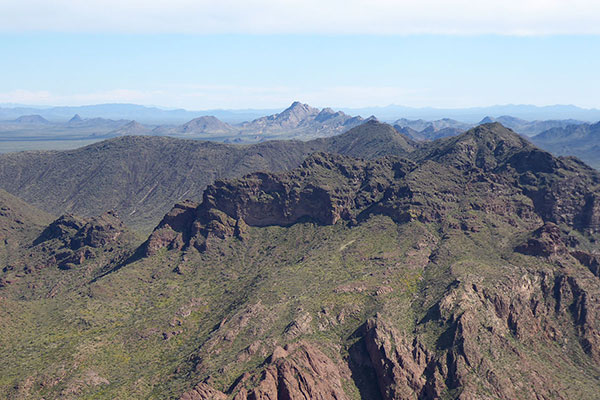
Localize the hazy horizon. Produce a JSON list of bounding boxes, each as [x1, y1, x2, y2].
[[1, 1, 600, 110], [2, 101, 600, 113]]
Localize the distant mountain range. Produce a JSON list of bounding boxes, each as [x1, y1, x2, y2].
[[342, 103, 600, 122], [2, 102, 600, 124], [0, 103, 280, 124], [531, 122, 600, 169], [2, 102, 600, 170], [1, 101, 593, 143], [0, 102, 371, 143], [393, 116, 586, 141], [149, 101, 369, 140]]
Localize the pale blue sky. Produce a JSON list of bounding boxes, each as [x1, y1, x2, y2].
[[1, 0, 599, 109]]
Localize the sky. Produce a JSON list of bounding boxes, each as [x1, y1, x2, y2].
[[0, 0, 599, 110]]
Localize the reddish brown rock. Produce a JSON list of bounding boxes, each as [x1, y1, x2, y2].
[[516, 222, 567, 257], [180, 382, 227, 400], [144, 201, 198, 256], [231, 342, 351, 400]]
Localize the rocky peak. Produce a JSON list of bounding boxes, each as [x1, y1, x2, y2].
[[142, 153, 413, 254], [144, 201, 199, 256], [36, 211, 129, 250], [123, 120, 141, 128], [325, 121, 417, 158], [142, 120, 600, 259], [277, 101, 319, 121]]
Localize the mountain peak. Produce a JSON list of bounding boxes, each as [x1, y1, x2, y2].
[[468, 122, 526, 143], [289, 100, 306, 108], [280, 101, 318, 117], [180, 115, 234, 134], [422, 122, 537, 171], [325, 121, 416, 158], [68, 114, 83, 123], [123, 120, 143, 128]]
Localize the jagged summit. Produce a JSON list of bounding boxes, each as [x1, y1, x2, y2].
[[267, 101, 319, 124], [315, 107, 346, 122], [238, 101, 365, 137], [285, 100, 318, 114], [462, 122, 529, 145]]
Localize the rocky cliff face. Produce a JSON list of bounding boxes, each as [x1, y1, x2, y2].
[[145, 124, 600, 257], [181, 341, 352, 400], [179, 265, 600, 399]]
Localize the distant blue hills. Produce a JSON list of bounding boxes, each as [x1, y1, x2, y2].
[[1, 102, 599, 124]]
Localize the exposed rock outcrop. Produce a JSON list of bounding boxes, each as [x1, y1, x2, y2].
[[516, 222, 567, 257], [180, 382, 227, 400], [182, 342, 351, 400]]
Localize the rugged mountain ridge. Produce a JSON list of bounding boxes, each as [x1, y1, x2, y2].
[[146, 123, 599, 257], [1, 123, 600, 399], [148, 123, 600, 399]]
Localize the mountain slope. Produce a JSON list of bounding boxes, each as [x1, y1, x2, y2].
[[0, 121, 415, 231], [2, 123, 600, 399], [0, 189, 54, 272], [532, 121, 600, 169]]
